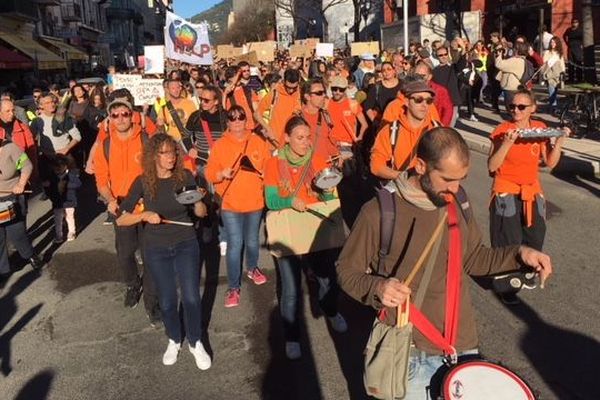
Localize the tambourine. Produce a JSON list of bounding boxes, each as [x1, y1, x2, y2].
[[175, 185, 205, 205], [441, 359, 536, 399], [313, 167, 343, 190]]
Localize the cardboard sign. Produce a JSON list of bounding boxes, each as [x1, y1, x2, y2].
[[112, 74, 143, 90], [296, 38, 320, 49], [246, 41, 276, 62], [130, 79, 165, 106], [289, 44, 312, 59], [235, 51, 259, 65], [316, 43, 334, 58], [216, 45, 243, 59], [351, 41, 380, 56]]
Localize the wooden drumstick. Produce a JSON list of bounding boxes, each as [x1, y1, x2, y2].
[[161, 219, 194, 227]]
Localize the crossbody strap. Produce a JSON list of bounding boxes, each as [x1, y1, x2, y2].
[[199, 118, 215, 148], [165, 100, 189, 138]]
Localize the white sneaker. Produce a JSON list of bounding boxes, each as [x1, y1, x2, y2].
[[162, 339, 181, 366], [189, 340, 211, 370], [469, 115, 479, 122], [328, 313, 348, 333], [285, 341, 301, 360], [219, 241, 227, 256]]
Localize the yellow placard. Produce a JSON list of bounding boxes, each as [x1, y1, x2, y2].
[[351, 41, 380, 56]]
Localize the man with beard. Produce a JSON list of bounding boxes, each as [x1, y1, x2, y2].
[[336, 127, 553, 399]]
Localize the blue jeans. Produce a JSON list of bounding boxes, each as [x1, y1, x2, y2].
[[144, 238, 202, 344], [548, 83, 558, 107], [275, 249, 339, 341], [405, 348, 479, 399], [220, 210, 262, 289]]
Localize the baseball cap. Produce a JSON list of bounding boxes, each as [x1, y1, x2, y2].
[[402, 80, 435, 97], [361, 54, 376, 61], [329, 76, 348, 89], [107, 98, 133, 111]]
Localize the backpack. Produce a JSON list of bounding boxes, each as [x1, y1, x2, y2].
[[520, 59, 535, 89], [372, 185, 471, 276]]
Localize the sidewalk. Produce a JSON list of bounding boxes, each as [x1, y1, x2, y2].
[[455, 105, 600, 177]]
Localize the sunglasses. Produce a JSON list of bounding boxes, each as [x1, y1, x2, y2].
[[200, 97, 214, 103], [437, 52, 448, 57], [508, 103, 532, 111], [331, 87, 346, 92], [410, 96, 434, 105], [110, 111, 132, 119], [228, 114, 246, 122], [310, 90, 326, 96], [195, 86, 204, 89]]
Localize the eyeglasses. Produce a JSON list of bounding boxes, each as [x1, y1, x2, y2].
[[310, 90, 326, 96], [110, 111, 132, 119], [437, 52, 448, 57], [200, 97, 214, 103], [195, 85, 204, 89], [331, 87, 346, 92], [409, 96, 434, 105], [227, 114, 246, 122], [508, 103, 532, 111]]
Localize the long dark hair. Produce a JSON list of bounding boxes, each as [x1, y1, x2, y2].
[[142, 134, 185, 200], [550, 36, 564, 58]]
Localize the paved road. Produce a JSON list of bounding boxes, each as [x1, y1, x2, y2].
[[0, 151, 599, 400]]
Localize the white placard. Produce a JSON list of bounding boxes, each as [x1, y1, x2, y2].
[[112, 74, 143, 90], [316, 43, 334, 58], [130, 79, 165, 106], [165, 11, 213, 65], [144, 45, 165, 74]]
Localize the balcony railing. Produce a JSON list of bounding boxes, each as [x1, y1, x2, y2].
[[0, 0, 39, 21], [61, 4, 82, 22]]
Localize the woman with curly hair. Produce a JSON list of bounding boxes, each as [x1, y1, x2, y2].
[[116, 133, 211, 370]]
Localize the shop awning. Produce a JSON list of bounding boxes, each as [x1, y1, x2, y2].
[[40, 37, 89, 61], [0, 44, 34, 69], [0, 32, 66, 70]]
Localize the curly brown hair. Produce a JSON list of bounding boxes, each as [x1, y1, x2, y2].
[[142, 133, 185, 200]]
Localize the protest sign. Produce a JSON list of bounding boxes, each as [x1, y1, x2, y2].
[[216, 45, 243, 59], [165, 11, 213, 65], [144, 45, 165, 74], [351, 41, 380, 56], [246, 41, 276, 62], [316, 43, 334, 58], [289, 44, 312, 59], [112, 74, 142, 90], [235, 51, 259, 65], [297, 38, 320, 49], [129, 79, 165, 106]]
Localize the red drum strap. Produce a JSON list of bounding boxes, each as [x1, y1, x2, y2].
[[200, 119, 215, 148]]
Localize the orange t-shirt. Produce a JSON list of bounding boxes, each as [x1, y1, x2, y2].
[[204, 130, 271, 212], [264, 153, 329, 206], [301, 110, 339, 160], [490, 120, 548, 186], [370, 106, 439, 176], [224, 86, 259, 130], [160, 98, 197, 140], [327, 98, 362, 144], [256, 83, 301, 145]]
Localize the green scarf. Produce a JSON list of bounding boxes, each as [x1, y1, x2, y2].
[[280, 144, 312, 167]]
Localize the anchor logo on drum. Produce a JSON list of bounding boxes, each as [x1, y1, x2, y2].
[[451, 379, 464, 398]]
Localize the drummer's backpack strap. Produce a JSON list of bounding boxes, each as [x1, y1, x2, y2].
[[374, 186, 396, 275], [453, 185, 471, 224]]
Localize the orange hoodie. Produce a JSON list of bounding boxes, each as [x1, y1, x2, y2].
[[257, 83, 301, 145], [205, 130, 271, 212], [94, 125, 145, 199], [382, 94, 441, 125], [370, 104, 439, 176]]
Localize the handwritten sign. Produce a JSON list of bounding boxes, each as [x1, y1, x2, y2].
[[246, 41, 276, 62], [216, 45, 243, 59], [112, 74, 143, 90], [235, 51, 259, 65], [130, 79, 165, 106], [289, 44, 312, 59]]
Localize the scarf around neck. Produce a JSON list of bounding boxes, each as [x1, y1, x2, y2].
[[280, 144, 312, 167], [392, 171, 437, 211]]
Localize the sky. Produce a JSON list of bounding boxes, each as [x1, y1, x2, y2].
[[172, 0, 222, 18]]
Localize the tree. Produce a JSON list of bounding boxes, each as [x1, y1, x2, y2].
[[221, 0, 276, 45], [350, 0, 384, 42], [274, 0, 349, 41]]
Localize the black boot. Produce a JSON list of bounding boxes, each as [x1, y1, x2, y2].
[[30, 255, 44, 271]]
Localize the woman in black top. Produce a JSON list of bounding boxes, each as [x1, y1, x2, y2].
[[116, 134, 211, 370]]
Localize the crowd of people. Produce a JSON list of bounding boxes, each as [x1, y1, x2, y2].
[[0, 28, 572, 396]]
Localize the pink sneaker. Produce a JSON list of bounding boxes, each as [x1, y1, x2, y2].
[[247, 268, 267, 285], [224, 288, 240, 308]]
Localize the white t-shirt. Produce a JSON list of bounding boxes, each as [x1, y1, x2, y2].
[[39, 114, 81, 153]]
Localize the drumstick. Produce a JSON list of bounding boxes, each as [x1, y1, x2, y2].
[[306, 208, 335, 223], [161, 219, 194, 227], [0, 190, 33, 194], [397, 212, 448, 328]]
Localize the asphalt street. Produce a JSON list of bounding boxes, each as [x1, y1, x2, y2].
[[0, 149, 599, 399]]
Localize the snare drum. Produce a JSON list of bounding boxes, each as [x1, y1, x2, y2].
[[175, 185, 205, 205], [442, 360, 536, 400], [314, 167, 343, 190], [0, 201, 16, 224]]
